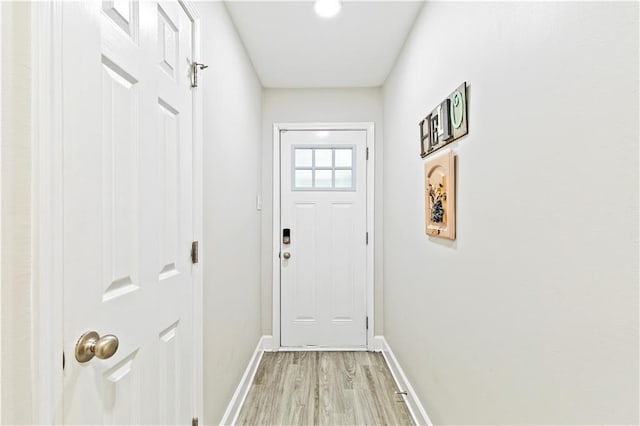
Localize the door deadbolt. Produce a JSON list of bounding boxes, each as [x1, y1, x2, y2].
[[75, 331, 119, 363], [283, 252, 291, 259]]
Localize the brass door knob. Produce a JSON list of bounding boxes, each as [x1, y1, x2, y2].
[[75, 331, 119, 363]]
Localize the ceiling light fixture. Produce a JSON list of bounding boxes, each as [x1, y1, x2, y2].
[[314, 0, 341, 18]]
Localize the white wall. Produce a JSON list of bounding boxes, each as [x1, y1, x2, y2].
[[1, 2, 33, 424], [200, 2, 264, 424], [382, 2, 638, 424], [260, 88, 385, 336], [1, 3, 4, 421], [1, 4, 3, 420]]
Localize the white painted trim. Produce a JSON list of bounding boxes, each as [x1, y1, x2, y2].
[[377, 336, 433, 426], [271, 122, 376, 350], [271, 125, 281, 349], [219, 336, 270, 426], [364, 122, 375, 349], [261, 335, 275, 352], [178, 2, 204, 422], [31, 1, 64, 423], [370, 335, 386, 351]]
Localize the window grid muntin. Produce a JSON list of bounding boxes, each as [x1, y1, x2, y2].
[[292, 145, 356, 191]]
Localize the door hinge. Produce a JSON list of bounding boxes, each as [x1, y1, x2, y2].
[[366, 316, 369, 330], [192, 417, 199, 426], [366, 232, 369, 245], [62, 351, 65, 371], [191, 241, 199, 264], [366, 147, 369, 160]]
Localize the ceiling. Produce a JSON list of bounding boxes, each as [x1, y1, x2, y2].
[[224, 1, 424, 88]]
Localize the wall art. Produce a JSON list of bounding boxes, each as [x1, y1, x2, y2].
[[425, 149, 455, 240], [419, 115, 430, 157], [419, 82, 468, 158]]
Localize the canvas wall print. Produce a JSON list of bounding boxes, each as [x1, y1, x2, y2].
[[425, 149, 455, 239]]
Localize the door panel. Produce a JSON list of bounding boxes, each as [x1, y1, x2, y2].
[[158, 98, 180, 281], [280, 130, 367, 348], [62, 1, 194, 424], [158, 320, 180, 424], [329, 203, 357, 320], [103, 351, 140, 425], [292, 203, 319, 322], [101, 55, 140, 302]]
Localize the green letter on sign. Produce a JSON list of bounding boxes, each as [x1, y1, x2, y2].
[[450, 90, 464, 129]]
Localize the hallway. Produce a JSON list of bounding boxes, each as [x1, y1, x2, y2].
[[1, 0, 638, 424], [236, 352, 413, 426]]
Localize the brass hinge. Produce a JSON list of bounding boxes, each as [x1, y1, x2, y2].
[[366, 316, 369, 330], [191, 241, 199, 264], [366, 232, 369, 245], [62, 351, 65, 370], [366, 147, 369, 160], [192, 417, 199, 426]]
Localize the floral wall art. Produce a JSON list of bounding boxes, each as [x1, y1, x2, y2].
[[425, 149, 455, 240]]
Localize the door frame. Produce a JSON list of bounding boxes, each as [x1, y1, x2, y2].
[[30, 1, 204, 422], [271, 122, 375, 351]]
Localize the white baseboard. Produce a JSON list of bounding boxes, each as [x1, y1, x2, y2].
[[219, 336, 269, 426], [375, 336, 433, 426], [261, 335, 275, 351], [370, 335, 386, 351]]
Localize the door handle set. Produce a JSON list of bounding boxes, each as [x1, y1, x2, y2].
[[75, 331, 119, 363], [282, 228, 292, 260]]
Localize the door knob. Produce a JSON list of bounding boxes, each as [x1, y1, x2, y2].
[[75, 331, 119, 363], [283, 252, 291, 259]]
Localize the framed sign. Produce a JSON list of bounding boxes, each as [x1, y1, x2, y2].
[[425, 149, 455, 240], [419, 116, 430, 157], [449, 82, 468, 141], [420, 82, 468, 158]]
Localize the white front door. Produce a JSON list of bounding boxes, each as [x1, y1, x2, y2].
[[280, 130, 368, 348], [62, 1, 195, 423]]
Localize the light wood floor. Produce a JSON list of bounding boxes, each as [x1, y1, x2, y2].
[[236, 351, 414, 426]]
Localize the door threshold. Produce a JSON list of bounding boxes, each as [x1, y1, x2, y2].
[[278, 346, 368, 352]]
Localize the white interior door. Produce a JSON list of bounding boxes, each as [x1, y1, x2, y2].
[[280, 130, 368, 348], [62, 1, 195, 423]]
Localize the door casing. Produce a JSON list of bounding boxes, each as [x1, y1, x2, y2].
[[271, 122, 375, 351], [30, 1, 204, 422]]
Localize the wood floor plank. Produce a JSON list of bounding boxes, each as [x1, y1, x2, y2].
[[276, 360, 299, 425], [365, 352, 410, 426], [236, 351, 414, 426], [317, 352, 334, 425]]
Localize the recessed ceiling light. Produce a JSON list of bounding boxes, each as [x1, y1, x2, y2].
[[314, 0, 341, 18]]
